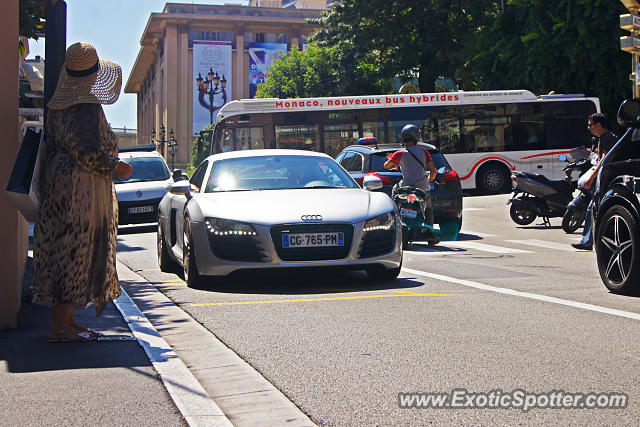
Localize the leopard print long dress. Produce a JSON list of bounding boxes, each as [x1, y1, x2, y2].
[[33, 103, 121, 317]]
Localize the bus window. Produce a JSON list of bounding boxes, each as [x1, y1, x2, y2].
[[222, 128, 234, 152], [275, 125, 319, 151], [388, 106, 437, 143], [461, 105, 512, 153], [324, 123, 359, 158], [236, 127, 264, 150], [362, 121, 384, 144]]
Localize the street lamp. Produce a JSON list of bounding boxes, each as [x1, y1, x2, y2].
[[196, 67, 227, 125], [151, 124, 178, 169], [167, 128, 178, 170]]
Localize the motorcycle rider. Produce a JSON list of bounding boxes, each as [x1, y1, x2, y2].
[[384, 124, 439, 244], [571, 113, 617, 250]]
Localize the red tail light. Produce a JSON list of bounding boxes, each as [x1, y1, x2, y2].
[[440, 169, 459, 182], [358, 172, 393, 185], [407, 194, 417, 203]]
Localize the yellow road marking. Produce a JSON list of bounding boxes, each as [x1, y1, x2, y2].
[[158, 279, 186, 285], [190, 292, 457, 307]]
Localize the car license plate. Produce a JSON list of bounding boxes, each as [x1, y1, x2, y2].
[[128, 206, 154, 214], [400, 207, 417, 218], [282, 232, 344, 248]]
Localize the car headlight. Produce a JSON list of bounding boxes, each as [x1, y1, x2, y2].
[[363, 212, 395, 232], [205, 218, 257, 236]]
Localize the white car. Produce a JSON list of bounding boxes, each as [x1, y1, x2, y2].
[[115, 146, 173, 225], [157, 149, 403, 287]]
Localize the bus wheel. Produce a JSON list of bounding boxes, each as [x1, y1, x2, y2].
[[477, 163, 511, 194]]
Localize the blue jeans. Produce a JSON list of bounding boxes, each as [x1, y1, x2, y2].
[[579, 201, 594, 246]]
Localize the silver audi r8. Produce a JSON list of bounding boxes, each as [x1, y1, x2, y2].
[[157, 149, 403, 287]]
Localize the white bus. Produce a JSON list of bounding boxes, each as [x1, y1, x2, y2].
[[210, 90, 600, 193]]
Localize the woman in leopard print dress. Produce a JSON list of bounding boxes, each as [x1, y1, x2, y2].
[[32, 42, 133, 342]]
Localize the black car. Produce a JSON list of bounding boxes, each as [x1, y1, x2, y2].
[[593, 100, 640, 294], [335, 142, 463, 231]]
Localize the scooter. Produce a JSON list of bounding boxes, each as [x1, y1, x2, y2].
[[506, 150, 590, 227], [393, 184, 439, 248], [560, 151, 598, 233]]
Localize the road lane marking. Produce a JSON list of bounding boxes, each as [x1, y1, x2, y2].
[[459, 230, 497, 237], [444, 241, 533, 253], [190, 292, 457, 307], [159, 279, 187, 285], [506, 239, 575, 251], [402, 267, 640, 321]]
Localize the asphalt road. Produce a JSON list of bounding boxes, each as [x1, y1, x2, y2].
[[116, 194, 640, 425]]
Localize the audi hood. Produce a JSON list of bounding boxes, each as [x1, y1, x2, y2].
[[191, 188, 394, 225]]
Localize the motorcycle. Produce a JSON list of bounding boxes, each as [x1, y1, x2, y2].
[[393, 183, 439, 248], [506, 148, 592, 228], [560, 151, 598, 233]]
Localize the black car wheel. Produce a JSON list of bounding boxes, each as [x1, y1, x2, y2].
[[596, 205, 639, 294], [183, 221, 206, 288], [561, 208, 586, 234], [477, 164, 511, 194], [366, 257, 402, 281], [158, 222, 179, 273], [509, 201, 537, 225]]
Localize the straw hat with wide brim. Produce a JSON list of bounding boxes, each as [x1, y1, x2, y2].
[[48, 42, 122, 110]]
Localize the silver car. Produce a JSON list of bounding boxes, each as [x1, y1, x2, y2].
[[157, 149, 402, 287]]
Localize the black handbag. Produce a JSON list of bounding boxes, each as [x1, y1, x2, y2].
[[6, 129, 45, 222]]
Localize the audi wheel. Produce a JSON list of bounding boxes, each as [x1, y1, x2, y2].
[[596, 205, 640, 294]]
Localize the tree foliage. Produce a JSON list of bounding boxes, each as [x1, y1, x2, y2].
[[255, 43, 391, 98], [19, 0, 51, 39], [191, 124, 213, 168], [311, 0, 494, 92], [469, 0, 630, 130]]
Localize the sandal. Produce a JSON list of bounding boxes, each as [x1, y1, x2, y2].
[[48, 328, 96, 342]]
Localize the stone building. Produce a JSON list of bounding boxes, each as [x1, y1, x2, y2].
[[124, 1, 328, 168]]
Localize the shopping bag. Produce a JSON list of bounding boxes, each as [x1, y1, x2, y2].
[[6, 129, 45, 222]]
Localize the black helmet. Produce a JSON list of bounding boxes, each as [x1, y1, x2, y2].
[[401, 124, 420, 143]]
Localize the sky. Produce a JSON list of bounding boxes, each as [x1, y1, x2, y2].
[[27, 0, 246, 130]]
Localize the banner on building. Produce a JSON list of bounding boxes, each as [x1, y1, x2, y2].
[[193, 40, 232, 135], [248, 42, 287, 98]]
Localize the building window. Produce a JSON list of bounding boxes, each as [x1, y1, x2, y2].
[[256, 32, 265, 43], [189, 30, 235, 48], [277, 33, 288, 44], [244, 32, 255, 48], [266, 33, 276, 43]]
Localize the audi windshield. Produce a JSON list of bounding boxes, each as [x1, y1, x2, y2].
[[204, 155, 359, 192]]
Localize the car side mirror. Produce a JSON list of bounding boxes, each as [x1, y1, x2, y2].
[[617, 99, 640, 128], [172, 169, 188, 181], [363, 174, 383, 191], [170, 181, 191, 195]]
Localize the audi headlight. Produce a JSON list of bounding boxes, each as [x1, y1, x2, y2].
[[205, 218, 257, 236], [363, 212, 395, 232]]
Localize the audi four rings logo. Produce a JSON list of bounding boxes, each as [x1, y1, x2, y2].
[[136, 191, 143, 198], [301, 214, 322, 222]]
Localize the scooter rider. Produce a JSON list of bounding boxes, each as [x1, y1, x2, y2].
[[384, 124, 439, 244]]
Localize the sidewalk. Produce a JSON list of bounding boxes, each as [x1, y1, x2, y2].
[[0, 233, 314, 426], [0, 248, 185, 426]]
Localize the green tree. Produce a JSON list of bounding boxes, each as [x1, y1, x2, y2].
[[471, 0, 630, 130], [311, 0, 493, 92], [255, 43, 391, 98], [19, 0, 52, 55], [191, 124, 213, 168]]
